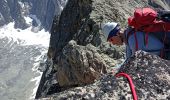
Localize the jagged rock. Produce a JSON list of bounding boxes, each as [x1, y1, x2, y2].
[[55, 40, 113, 86], [0, 0, 13, 25], [41, 51, 170, 100], [30, 0, 67, 30]]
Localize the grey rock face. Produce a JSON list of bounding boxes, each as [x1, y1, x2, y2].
[[118, 51, 170, 99], [56, 40, 108, 86], [49, 0, 94, 54], [0, 0, 13, 26], [48, 0, 132, 59], [30, 0, 67, 30], [43, 51, 170, 100]]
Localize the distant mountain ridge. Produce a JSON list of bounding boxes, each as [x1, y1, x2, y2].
[[0, 0, 67, 30]]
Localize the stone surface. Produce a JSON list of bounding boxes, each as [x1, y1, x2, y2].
[[40, 51, 170, 100], [56, 40, 109, 86], [119, 51, 170, 99]]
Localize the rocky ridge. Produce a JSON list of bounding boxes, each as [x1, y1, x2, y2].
[[41, 51, 170, 100], [36, 0, 170, 99]]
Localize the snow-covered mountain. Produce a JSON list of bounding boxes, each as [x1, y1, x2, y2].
[[0, 22, 49, 100], [0, 0, 67, 30], [0, 0, 67, 100]]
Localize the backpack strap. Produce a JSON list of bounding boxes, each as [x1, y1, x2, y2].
[[144, 32, 149, 48], [126, 28, 139, 51], [125, 27, 134, 45], [134, 31, 138, 51]]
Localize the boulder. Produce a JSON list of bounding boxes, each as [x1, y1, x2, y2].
[[56, 40, 111, 86]]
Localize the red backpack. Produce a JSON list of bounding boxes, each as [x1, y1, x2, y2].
[[127, 7, 170, 58], [128, 7, 170, 31]]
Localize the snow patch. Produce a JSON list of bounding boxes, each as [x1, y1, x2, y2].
[[29, 72, 43, 100], [0, 22, 50, 47], [18, 1, 25, 8], [29, 51, 47, 99], [24, 16, 33, 25]]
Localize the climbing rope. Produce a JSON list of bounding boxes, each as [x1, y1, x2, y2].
[[115, 72, 138, 100]]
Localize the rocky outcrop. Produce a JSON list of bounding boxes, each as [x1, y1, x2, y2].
[[30, 0, 67, 30], [0, 0, 28, 29], [0, 0, 12, 26], [56, 40, 107, 86], [41, 51, 170, 100], [55, 40, 117, 86], [36, 0, 170, 99]]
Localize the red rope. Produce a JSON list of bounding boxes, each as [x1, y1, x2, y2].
[[115, 73, 138, 100]]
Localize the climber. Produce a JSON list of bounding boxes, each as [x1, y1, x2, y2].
[[101, 22, 164, 59]]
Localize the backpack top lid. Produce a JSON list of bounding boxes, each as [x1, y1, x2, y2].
[[128, 7, 158, 29]]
